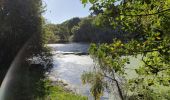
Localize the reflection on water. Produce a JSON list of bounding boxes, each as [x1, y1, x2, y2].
[[48, 43, 89, 54]]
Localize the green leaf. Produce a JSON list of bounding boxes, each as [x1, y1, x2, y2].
[[89, 0, 94, 3], [81, 0, 88, 4]]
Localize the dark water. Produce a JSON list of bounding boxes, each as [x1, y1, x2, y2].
[[49, 43, 89, 53], [47, 43, 109, 100]]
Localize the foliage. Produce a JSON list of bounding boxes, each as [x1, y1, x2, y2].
[[0, 0, 54, 99], [43, 23, 59, 43], [81, 0, 170, 99], [48, 16, 124, 43], [43, 80, 88, 100], [0, 0, 45, 83], [43, 17, 81, 43], [82, 72, 105, 100], [72, 16, 112, 42]]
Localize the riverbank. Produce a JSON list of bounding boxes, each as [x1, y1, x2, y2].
[[47, 43, 96, 99], [44, 80, 87, 100]]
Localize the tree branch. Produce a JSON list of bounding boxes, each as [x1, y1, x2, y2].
[[120, 8, 170, 17], [103, 72, 124, 100]]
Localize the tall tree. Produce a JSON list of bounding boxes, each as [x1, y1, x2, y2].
[[0, 0, 44, 85]]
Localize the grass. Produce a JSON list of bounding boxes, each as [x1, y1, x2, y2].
[[42, 80, 88, 100]]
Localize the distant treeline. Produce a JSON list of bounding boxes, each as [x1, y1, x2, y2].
[[44, 16, 129, 43]]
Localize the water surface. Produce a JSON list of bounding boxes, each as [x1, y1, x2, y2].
[[47, 43, 96, 99]]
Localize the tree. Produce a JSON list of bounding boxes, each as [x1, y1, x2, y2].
[[63, 17, 81, 35], [0, 0, 53, 99], [48, 16, 120, 43], [81, 0, 170, 99], [72, 16, 120, 43], [43, 23, 59, 43]]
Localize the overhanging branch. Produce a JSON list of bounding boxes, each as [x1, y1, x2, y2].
[[120, 8, 170, 17]]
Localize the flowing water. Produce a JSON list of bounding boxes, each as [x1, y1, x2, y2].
[[47, 43, 109, 100], [0, 42, 141, 100], [0, 42, 140, 100]]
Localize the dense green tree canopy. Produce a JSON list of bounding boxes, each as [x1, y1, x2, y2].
[[0, 0, 45, 83], [81, 0, 170, 100], [45, 16, 126, 43], [0, 0, 54, 99]]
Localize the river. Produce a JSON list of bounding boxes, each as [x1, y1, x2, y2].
[[47, 43, 142, 100], [47, 43, 109, 100]]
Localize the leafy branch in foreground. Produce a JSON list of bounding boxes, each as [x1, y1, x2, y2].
[[81, 0, 170, 100]]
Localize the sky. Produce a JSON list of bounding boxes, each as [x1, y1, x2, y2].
[[42, 0, 91, 24]]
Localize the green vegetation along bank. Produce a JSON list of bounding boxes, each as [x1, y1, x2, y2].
[[43, 80, 87, 100], [44, 16, 128, 43]]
